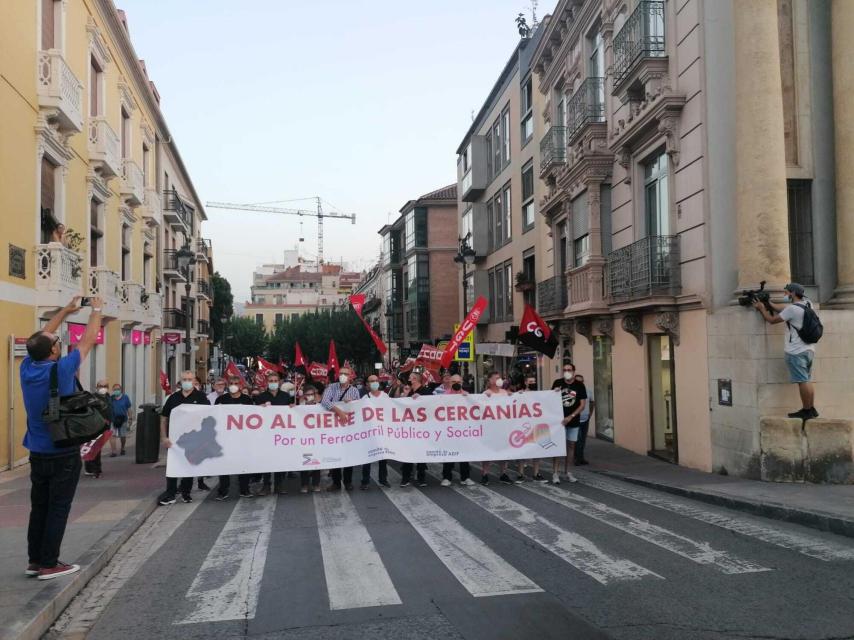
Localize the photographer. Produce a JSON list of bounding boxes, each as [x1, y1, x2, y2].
[[21, 296, 104, 580], [753, 283, 818, 419]]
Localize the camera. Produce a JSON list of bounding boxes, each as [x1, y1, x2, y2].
[[738, 280, 774, 314]]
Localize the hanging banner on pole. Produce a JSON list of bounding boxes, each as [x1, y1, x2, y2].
[[440, 296, 487, 368], [349, 294, 388, 354]]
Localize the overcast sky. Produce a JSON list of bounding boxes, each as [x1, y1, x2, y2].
[[117, 0, 541, 302]]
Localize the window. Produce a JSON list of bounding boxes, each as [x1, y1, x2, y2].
[[90, 198, 103, 267], [787, 180, 814, 285], [486, 201, 495, 251], [503, 184, 512, 242], [255, 314, 263, 326], [142, 143, 149, 187], [40, 156, 58, 243], [487, 260, 513, 321], [571, 192, 589, 268], [121, 224, 131, 280], [556, 221, 568, 274], [505, 261, 513, 318], [404, 212, 415, 251], [502, 107, 511, 165], [521, 78, 533, 144], [292, 313, 299, 321], [522, 163, 535, 230], [382, 233, 391, 264], [485, 131, 493, 180], [492, 118, 501, 177], [488, 270, 496, 319], [121, 108, 131, 159], [143, 242, 152, 289], [495, 267, 504, 321], [90, 56, 102, 117], [461, 207, 473, 239], [556, 90, 566, 128], [494, 190, 503, 249], [275, 313, 283, 326], [522, 252, 536, 307], [42, 0, 59, 50], [643, 150, 669, 236]]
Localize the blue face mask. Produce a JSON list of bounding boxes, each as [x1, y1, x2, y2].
[[112, 390, 121, 397], [181, 380, 194, 392], [268, 382, 279, 392], [783, 295, 792, 303]]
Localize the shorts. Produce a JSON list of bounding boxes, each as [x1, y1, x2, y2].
[[785, 351, 814, 383], [112, 421, 129, 438], [565, 426, 579, 442]]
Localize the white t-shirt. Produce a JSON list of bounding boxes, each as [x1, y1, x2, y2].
[[779, 302, 815, 355]]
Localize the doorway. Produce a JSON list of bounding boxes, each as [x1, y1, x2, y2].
[[648, 334, 677, 462], [592, 336, 614, 441]]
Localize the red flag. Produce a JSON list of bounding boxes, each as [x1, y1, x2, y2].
[[294, 342, 307, 375], [518, 304, 558, 358], [159, 371, 170, 393], [254, 369, 267, 389], [350, 294, 388, 354], [309, 361, 328, 382], [257, 356, 283, 374], [327, 340, 339, 379], [225, 361, 248, 388], [81, 429, 113, 461], [440, 296, 488, 368]]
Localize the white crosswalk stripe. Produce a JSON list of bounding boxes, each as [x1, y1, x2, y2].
[[447, 480, 662, 585], [314, 489, 402, 610], [383, 467, 542, 597], [577, 471, 854, 562], [179, 495, 276, 624], [520, 480, 770, 574]]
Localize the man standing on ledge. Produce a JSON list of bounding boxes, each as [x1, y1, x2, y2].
[[753, 282, 819, 419], [21, 296, 104, 580]]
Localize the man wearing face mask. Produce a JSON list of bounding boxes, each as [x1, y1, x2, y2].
[[321, 366, 361, 490], [360, 374, 390, 489], [551, 362, 586, 484], [254, 371, 293, 494], [400, 372, 433, 487], [481, 371, 512, 485], [213, 376, 255, 500], [207, 377, 226, 405], [440, 374, 476, 487], [518, 375, 548, 483], [299, 386, 323, 493], [432, 373, 453, 396], [108, 383, 132, 457], [158, 370, 211, 506]]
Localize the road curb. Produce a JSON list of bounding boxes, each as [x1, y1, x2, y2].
[[593, 470, 854, 540], [2, 492, 160, 640]]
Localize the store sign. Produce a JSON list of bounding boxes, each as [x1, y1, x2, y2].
[[143, 332, 152, 346], [68, 323, 104, 345], [162, 332, 183, 345], [13, 337, 28, 358]]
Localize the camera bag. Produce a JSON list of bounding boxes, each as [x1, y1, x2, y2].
[[42, 362, 113, 448]]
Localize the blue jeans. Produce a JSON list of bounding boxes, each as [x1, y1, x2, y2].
[[28, 451, 81, 568]]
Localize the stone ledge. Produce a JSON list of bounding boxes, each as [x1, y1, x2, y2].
[[760, 417, 854, 484]]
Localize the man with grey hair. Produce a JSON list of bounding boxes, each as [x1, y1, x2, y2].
[[321, 365, 361, 490]]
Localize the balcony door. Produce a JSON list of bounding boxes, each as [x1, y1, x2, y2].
[[648, 334, 677, 463], [644, 150, 669, 237], [588, 29, 605, 111], [556, 91, 566, 129]]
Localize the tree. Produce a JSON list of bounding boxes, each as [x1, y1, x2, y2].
[[211, 271, 234, 343], [226, 316, 268, 361]]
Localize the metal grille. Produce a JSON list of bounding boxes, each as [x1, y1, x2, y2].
[[566, 78, 605, 143], [612, 1, 666, 87], [536, 275, 568, 315], [163, 308, 187, 329], [540, 126, 567, 171], [607, 235, 680, 302]]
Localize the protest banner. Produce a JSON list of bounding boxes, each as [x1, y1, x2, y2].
[[166, 391, 565, 477], [81, 429, 112, 461]]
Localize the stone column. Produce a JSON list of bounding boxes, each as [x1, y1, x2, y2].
[[733, 0, 791, 290], [828, 0, 854, 307]]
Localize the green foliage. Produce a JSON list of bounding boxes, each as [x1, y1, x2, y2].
[[266, 309, 381, 373], [211, 272, 234, 343], [226, 316, 268, 360]]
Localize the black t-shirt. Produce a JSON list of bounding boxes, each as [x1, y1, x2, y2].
[[161, 389, 210, 418], [551, 379, 588, 425], [254, 390, 292, 406], [407, 385, 433, 398], [215, 393, 255, 406]]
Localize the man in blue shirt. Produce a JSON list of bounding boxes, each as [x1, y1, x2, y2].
[[21, 296, 104, 581], [108, 384, 132, 456]]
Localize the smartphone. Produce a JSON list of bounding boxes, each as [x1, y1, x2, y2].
[[80, 297, 91, 307]]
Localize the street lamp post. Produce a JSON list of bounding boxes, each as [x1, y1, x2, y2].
[[175, 243, 197, 373], [453, 232, 477, 316]]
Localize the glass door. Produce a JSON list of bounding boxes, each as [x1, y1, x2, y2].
[[648, 334, 677, 462], [592, 336, 614, 441]]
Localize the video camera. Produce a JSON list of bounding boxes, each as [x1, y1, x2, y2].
[[737, 280, 775, 314]]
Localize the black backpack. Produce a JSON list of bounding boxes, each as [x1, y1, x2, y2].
[[788, 302, 823, 344], [42, 363, 113, 448]]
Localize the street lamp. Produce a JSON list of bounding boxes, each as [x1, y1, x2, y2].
[[453, 232, 477, 315], [175, 243, 197, 372]]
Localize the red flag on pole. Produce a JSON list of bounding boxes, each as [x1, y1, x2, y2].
[[257, 356, 283, 374], [518, 304, 558, 358], [225, 361, 247, 388], [440, 296, 488, 368], [159, 371, 171, 393], [349, 294, 388, 354], [327, 340, 340, 380], [294, 342, 307, 375]]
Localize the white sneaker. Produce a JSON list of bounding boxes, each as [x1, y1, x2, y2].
[[461, 478, 476, 486], [552, 473, 561, 485], [565, 472, 578, 483], [440, 478, 452, 487]]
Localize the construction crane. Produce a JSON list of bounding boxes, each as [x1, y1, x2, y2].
[[205, 196, 356, 265]]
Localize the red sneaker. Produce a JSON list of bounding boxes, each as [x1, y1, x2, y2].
[[25, 563, 40, 576], [37, 562, 80, 580]]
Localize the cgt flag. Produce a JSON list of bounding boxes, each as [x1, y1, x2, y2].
[[294, 342, 307, 375], [225, 361, 248, 388], [518, 304, 558, 358], [440, 296, 488, 368], [349, 294, 388, 354], [327, 340, 340, 380], [257, 356, 283, 374]]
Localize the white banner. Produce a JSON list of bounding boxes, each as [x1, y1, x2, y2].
[[166, 391, 565, 477]]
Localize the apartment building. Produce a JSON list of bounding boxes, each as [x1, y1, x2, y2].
[[456, 26, 548, 385], [379, 185, 460, 362], [241, 263, 361, 333], [0, 0, 211, 468], [529, 0, 854, 475]]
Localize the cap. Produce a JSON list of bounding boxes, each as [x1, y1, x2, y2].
[[784, 282, 805, 297]]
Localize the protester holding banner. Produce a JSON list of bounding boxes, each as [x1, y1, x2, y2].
[[158, 371, 210, 505], [360, 375, 390, 489], [321, 365, 361, 491], [214, 377, 256, 499], [440, 374, 476, 487], [399, 372, 432, 487], [432, 372, 453, 395], [299, 385, 323, 493], [83, 379, 112, 478], [480, 371, 517, 486], [108, 383, 132, 457], [254, 371, 293, 494], [518, 374, 548, 483], [551, 362, 586, 484]]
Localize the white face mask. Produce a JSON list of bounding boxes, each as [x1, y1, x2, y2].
[[369, 381, 380, 392], [304, 394, 316, 403], [180, 380, 194, 392], [268, 382, 279, 392], [495, 378, 504, 388], [563, 371, 574, 381], [228, 384, 239, 394], [97, 387, 108, 395], [339, 374, 349, 385]]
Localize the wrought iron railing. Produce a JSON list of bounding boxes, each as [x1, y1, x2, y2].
[[197, 279, 211, 298], [566, 77, 605, 142], [540, 126, 567, 171], [612, 0, 666, 87], [197, 319, 210, 335], [536, 275, 568, 315], [163, 189, 192, 228], [607, 235, 680, 302], [163, 249, 181, 272], [163, 307, 187, 329]]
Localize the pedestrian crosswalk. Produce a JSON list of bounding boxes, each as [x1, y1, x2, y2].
[[171, 469, 854, 626]]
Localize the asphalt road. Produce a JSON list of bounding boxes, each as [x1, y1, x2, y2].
[[46, 465, 854, 640]]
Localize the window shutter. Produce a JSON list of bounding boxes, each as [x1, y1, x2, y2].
[[571, 192, 588, 240]]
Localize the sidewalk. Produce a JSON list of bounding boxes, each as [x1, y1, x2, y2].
[[0, 443, 168, 640], [583, 438, 854, 538]]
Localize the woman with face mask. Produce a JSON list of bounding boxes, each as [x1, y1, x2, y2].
[[108, 384, 133, 457], [480, 371, 513, 486], [299, 386, 322, 493]]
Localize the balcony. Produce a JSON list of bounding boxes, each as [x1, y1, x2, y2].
[[197, 279, 212, 301], [121, 159, 144, 206], [459, 136, 488, 202], [37, 50, 83, 134], [35, 243, 83, 309], [87, 266, 122, 318], [196, 238, 212, 262], [120, 281, 144, 323], [566, 78, 605, 144], [162, 250, 188, 282], [607, 235, 680, 304], [197, 319, 210, 336], [163, 189, 192, 229], [612, 0, 666, 92], [88, 117, 121, 178], [143, 187, 162, 227], [566, 259, 609, 315], [540, 126, 566, 176], [536, 275, 568, 318], [163, 307, 187, 330], [141, 291, 162, 328]]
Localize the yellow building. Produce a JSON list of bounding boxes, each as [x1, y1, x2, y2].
[[0, 0, 211, 469]]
